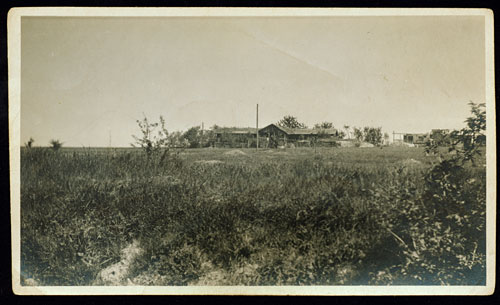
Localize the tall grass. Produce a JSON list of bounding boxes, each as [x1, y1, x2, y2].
[[20, 146, 485, 285]]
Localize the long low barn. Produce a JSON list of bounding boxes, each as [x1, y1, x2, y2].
[[213, 127, 258, 148], [213, 124, 341, 148]]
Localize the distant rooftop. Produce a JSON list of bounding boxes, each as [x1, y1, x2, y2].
[[262, 124, 339, 135], [214, 124, 339, 135], [213, 127, 257, 134]]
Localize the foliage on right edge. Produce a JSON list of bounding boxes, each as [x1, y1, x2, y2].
[[370, 102, 486, 285]]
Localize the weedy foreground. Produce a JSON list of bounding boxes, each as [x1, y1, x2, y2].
[[20, 146, 486, 286]]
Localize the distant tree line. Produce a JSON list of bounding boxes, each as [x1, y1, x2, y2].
[[27, 103, 485, 154]]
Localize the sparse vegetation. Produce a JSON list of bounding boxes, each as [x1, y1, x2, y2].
[[131, 115, 170, 155]]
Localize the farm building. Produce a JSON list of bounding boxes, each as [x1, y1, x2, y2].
[[393, 131, 430, 146], [258, 124, 341, 148], [212, 127, 258, 148], [212, 124, 342, 148], [404, 133, 429, 145]]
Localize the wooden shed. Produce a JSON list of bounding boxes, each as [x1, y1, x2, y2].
[[213, 127, 258, 148], [258, 124, 340, 148]]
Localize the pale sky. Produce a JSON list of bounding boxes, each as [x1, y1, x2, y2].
[[21, 16, 485, 147]]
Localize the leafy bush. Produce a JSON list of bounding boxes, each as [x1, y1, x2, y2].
[[363, 127, 383, 146], [131, 115, 170, 155], [366, 102, 486, 285], [449, 102, 486, 165], [49, 139, 63, 151]]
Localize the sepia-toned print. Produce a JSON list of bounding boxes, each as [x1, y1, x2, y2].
[[9, 8, 495, 295]]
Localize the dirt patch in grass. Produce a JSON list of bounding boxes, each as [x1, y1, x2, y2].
[[195, 160, 224, 164], [399, 158, 422, 166], [95, 240, 143, 285], [151, 175, 181, 185], [224, 149, 247, 156], [359, 142, 375, 148], [192, 262, 260, 285]]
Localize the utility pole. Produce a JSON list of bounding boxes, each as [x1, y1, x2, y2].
[[256, 104, 259, 150]]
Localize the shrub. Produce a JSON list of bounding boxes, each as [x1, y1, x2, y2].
[[25, 137, 35, 149], [49, 139, 63, 151], [131, 115, 170, 155], [366, 102, 486, 285]]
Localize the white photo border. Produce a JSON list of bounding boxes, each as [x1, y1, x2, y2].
[[8, 7, 496, 295]]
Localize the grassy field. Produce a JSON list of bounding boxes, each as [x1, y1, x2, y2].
[[20, 146, 486, 286]]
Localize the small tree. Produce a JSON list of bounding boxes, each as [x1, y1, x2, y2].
[[182, 126, 202, 148], [201, 129, 215, 147], [49, 139, 63, 151], [353, 127, 363, 142], [313, 122, 334, 129], [364, 127, 383, 146], [25, 137, 35, 148], [449, 102, 486, 165], [131, 115, 169, 155], [277, 115, 307, 129], [429, 129, 451, 146], [167, 131, 188, 148]]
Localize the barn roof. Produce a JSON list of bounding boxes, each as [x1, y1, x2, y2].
[[259, 124, 338, 135], [214, 124, 339, 136], [259, 123, 290, 134], [290, 128, 338, 135], [214, 127, 257, 134]]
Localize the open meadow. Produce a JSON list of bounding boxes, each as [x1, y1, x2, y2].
[[20, 146, 486, 286]]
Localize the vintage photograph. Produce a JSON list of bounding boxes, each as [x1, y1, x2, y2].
[[9, 8, 495, 295]]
